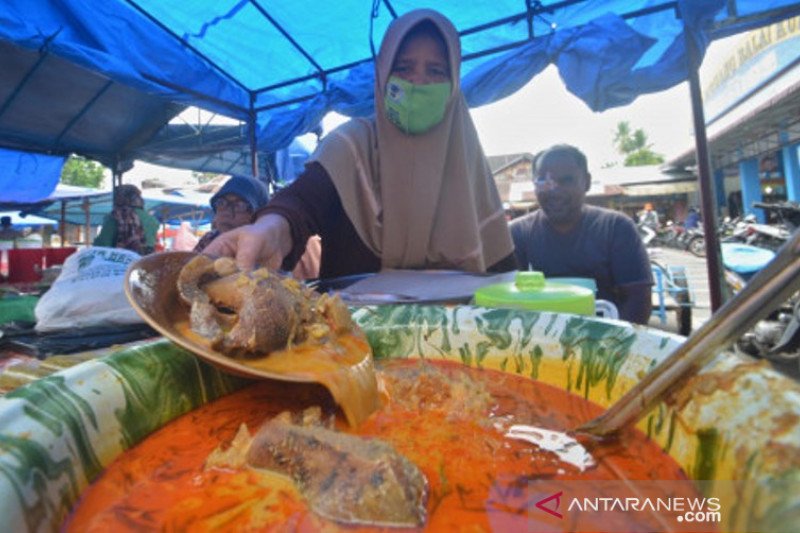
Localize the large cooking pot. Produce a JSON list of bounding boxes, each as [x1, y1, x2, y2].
[[1, 305, 799, 531]]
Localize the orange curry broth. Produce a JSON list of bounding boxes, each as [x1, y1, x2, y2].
[[65, 360, 692, 532]]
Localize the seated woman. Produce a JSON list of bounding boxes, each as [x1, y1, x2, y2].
[[94, 184, 159, 255], [195, 175, 320, 279], [194, 175, 270, 253], [205, 9, 516, 276]]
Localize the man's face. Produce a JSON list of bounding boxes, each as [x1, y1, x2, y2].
[[534, 152, 589, 228]]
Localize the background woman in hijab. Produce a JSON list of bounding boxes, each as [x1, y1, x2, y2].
[[93, 184, 159, 254], [195, 174, 321, 279], [205, 9, 516, 276], [194, 175, 270, 253]]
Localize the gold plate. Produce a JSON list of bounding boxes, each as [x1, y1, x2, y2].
[[124, 251, 319, 383]]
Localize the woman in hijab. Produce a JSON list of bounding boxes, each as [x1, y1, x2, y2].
[[93, 184, 159, 254], [205, 9, 516, 276], [194, 175, 270, 253], [196, 174, 321, 279]]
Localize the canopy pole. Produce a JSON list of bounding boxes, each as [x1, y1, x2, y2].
[[60, 200, 66, 247], [685, 29, 724, 312], [83, 198, 91, 247], [249, 94, 259, 178], [113, 162, 123, 189], [161, 206, 169, 251]]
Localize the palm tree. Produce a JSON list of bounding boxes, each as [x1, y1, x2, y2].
[[612, 121, 665, 166]]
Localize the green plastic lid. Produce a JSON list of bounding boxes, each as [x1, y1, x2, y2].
[[474, 271, 595, 315]]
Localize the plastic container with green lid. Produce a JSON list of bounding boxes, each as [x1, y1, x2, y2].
[[473, 271, 595, 315]]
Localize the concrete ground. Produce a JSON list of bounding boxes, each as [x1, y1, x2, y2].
[[646, 246, 712, 336], [645, 246, 800, 381]]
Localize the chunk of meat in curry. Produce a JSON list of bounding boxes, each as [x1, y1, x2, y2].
[[244, 407, 428, 528], [177, 255, 353, 357]]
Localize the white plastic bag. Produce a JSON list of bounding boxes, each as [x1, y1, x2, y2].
[[35, 247, 143, 332]]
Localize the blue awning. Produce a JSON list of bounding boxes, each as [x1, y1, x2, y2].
[[33, 189, 214, 227], [0, 210, 58, 227], [0, 147, 64, 203], [1, 0, 799, 171], [0, 184, 213, 227]]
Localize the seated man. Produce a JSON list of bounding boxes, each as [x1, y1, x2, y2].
[[637, 202, 659, 245], [510, 144, 652, 324]]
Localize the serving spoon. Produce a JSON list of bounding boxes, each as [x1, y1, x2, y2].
[[579, 227, 800, 437], [506, 228, 800, 464]]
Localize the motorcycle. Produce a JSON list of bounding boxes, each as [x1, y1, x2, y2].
[[684, 226, 706, 257], [639, 220, 689, 250], [737, 215, 790, 250], [722, 232, 800, 376], [736, 290, 800, 377], [754, 200, 800, 229], [723, 201, 798, 251]]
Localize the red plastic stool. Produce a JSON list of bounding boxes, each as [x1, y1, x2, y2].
[[7, 248, 45, 283]]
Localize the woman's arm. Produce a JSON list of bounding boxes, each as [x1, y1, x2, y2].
[[204, 163, 337, 271], [203, 213, 293, 271], [257, 163, 337, 271]]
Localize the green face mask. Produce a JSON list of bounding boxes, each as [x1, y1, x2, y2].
[[383, 76, 451, 135]]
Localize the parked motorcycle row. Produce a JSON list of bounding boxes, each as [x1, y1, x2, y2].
[[638, 200, 799, 257], [721, 202, 800, 376], [720, 202, 796, 250], [638, 201, 800, 376], [638, 220, 706, 256]]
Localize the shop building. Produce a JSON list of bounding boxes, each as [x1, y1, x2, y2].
[[669, 16, 800, 223]]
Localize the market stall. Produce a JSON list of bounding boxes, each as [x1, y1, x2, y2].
[[2, 2, 800, 531]]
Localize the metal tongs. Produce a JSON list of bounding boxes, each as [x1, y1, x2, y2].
[[580, 228, 800, 437]]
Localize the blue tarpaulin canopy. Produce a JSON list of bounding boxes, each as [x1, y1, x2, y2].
[[1, 184, 212, 227], [130, 124, 275, 179], [0, 36, 183, 174], [2, 1, 799, 171], [0, 211, 57, 228], [0, 184, 110, 212], [0, 147, 65, 204], [33, 188, 214, 227]]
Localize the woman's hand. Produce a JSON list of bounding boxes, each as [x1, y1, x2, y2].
[[203, 214, 293, 271]]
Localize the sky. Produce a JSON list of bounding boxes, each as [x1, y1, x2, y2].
[[123, 36, 736, 187], [470, 66, 694, 169], [468, 35, 736, 170]]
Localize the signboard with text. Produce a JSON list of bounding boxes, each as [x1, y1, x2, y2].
[[704, 16, 800, 125]]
